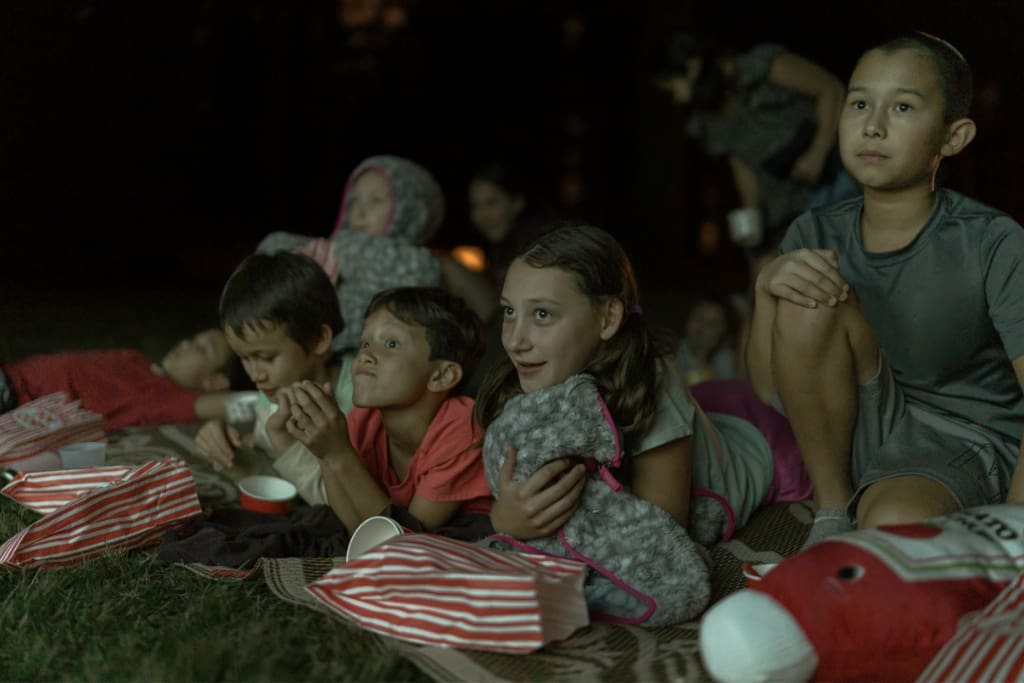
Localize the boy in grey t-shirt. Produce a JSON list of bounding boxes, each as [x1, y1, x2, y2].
[[746, 32, 1024, 548]]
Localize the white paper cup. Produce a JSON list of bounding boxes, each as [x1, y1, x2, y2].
[[346, 516, 404, 562], [59, 441, 107, 469], [225, 392, 260, 425], [238, 475, 297, 515], [13, 451, 63, 473], [726, 207, 764, 248]]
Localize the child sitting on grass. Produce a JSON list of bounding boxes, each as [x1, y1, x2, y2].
[[0, 328, 248, 430], [746, 33, 1024, 548], [282, 286, 491, 534]]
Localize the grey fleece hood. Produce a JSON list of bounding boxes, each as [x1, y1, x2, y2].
[[331, 155, 445, 245]]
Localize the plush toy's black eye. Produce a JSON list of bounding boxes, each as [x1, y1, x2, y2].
[[836, 565, 864, 581]]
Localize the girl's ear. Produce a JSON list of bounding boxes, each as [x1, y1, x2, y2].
[[940, 117, 977, 159], [427, 360, 463, 393], [599, 299, 626, 341], [312, 324, 334, 357]]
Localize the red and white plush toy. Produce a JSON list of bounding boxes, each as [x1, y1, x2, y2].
[[699, 504, 1024, 683]]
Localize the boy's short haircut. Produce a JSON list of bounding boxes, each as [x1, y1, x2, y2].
[[365, 287, 485, 388], [872, 32, 973, 121], [219, 252, 344, 351]]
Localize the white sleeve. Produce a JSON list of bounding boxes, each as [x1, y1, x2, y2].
[[272, 441, 328, 506]]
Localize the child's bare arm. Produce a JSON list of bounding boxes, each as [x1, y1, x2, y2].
[[1006, 356, 1024, 503], [286, 381, 391, 534], [767, 51, 845, 184], [194, 419, 241, 469], [192, 392, 246, 421], [406, 497, 462, 532], [630, 437, 693, 528]]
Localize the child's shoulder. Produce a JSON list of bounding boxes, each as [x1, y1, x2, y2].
[[438, 394, 475, 418], [938, 188, 1021, 231], [779, 195, 864, 251]]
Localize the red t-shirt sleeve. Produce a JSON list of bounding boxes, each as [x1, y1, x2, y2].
[[409, 397, 492, 515], [347, 406, 388, 481], [345, 398, 492, 515]]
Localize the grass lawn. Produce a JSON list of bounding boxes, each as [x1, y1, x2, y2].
[[0, 278, 433, 682], [0, 496, 430, 681]]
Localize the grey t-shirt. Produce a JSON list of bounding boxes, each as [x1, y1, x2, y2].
[[633, 362, 774, 529], [779, 189, 1024, 444]]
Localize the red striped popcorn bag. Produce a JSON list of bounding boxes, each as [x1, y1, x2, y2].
[[916, 574, 1024, 683], [1, 465, 134, 514], [0, 392, 106, 472], [0, 457, 202, 568], [306, 532, 590, 653]]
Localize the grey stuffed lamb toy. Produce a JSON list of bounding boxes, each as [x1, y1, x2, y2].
[[481, 373, 720, 626]]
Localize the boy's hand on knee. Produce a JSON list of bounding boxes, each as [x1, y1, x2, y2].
[[286, 380, 349, 459], [265, 389, 297, 456], [195, 419, 240, 470], [759, 248, 849, 309]]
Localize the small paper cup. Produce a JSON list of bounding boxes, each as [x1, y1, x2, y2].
[[237, 475, 297, 515], [58, 441, 107, 469], [726, 207, 765, 248], [225, 392, 260, 425], [346, 516, 404, 562]]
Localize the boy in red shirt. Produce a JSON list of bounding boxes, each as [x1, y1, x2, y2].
[[283, 287, 491, 534], [0, 329, 248, 430]]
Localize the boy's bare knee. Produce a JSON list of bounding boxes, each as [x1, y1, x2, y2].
[[856, 476, 959, 529], [773, 299, 841, 350]]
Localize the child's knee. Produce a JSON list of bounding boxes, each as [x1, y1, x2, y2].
[[772, 299, 842, 350], [855, 476, 959, 529]]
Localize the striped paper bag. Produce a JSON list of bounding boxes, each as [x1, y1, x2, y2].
[[2, 465, 134, 514], [306, 533, 590, 653], [0, 392, 106, 471], [917, 574, 1024, 683], [0, 457, 202, 568]]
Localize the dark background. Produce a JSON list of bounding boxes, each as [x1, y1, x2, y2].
[[3, 0, 1022, 306]]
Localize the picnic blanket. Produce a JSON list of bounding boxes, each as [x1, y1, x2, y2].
[[97, 424, 813, 681]]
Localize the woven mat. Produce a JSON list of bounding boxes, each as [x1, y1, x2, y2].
[[251, 502, 813, 683], [109, 423, 814, 682]]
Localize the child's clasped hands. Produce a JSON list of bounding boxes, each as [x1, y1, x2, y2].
[[277, 380, 349, 458]]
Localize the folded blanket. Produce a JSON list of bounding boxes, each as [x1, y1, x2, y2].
[[480, 374, 712, 626], [157, 503, 494, 568]]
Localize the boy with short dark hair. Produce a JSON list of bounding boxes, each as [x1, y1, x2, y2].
[[747, 32, 1024, 548], [195, 251, 347, 480], [283, 286, 490, 533]]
